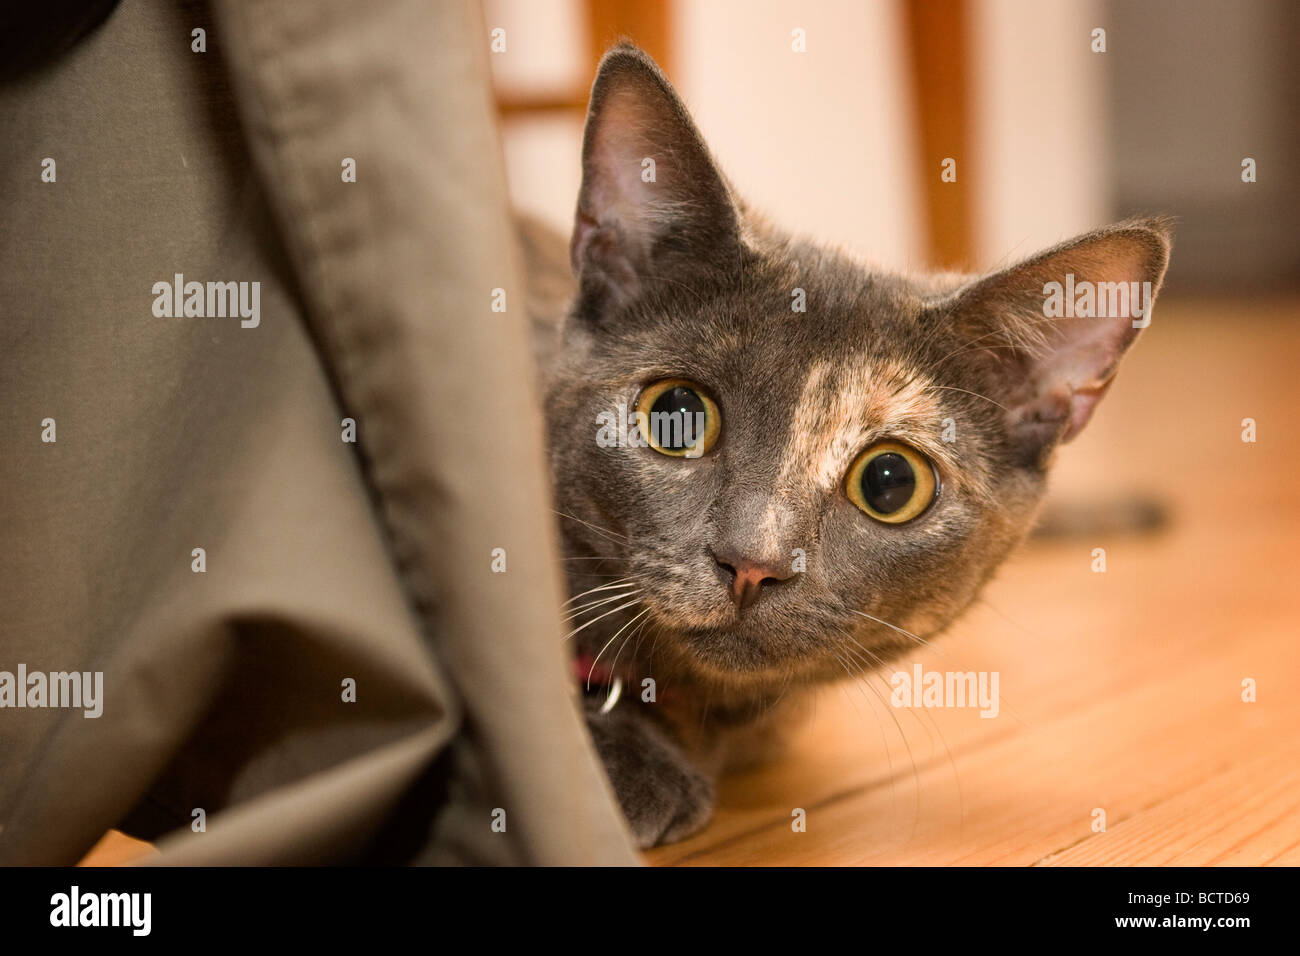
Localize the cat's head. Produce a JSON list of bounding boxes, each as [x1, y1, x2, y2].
[[549, 46, 1170, 693]]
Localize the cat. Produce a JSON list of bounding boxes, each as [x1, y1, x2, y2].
[[520, 44, 1171, 848]]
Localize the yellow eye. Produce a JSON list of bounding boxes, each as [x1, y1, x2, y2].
[[635, 379, 721, 457], [845, 441, 937, 523]]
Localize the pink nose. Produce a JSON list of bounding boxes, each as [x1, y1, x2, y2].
[[712, 553, 794, 611]]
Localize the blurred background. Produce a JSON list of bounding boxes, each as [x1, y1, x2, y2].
[[486, 0, 1300, 291]]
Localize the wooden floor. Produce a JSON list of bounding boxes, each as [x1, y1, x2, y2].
[[80, 297, 1300, 867]]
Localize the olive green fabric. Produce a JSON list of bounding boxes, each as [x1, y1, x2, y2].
[[0, 0, 637, 865]]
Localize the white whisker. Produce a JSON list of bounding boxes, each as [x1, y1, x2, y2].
[[563, 589, 641, 621], [552, 510, 628, 544], [562, 577, 638, 606], [587, 606, 650, 689], [850, 609, 935, 651], [564, 598, 642, 643]]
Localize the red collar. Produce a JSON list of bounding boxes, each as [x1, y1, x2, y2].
[[573, 650, 618, 691], [572, 653, 681, 710]]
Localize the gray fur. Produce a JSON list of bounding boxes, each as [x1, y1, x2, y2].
[[525, 45, 1171, 847]]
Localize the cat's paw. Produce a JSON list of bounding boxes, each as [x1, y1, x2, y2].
[[583, 701, 715, 848]]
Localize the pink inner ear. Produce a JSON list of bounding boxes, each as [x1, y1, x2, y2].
[[1061, 376, 1114, 443], [1038, 315, 1137, 442], [577, 87, 672, 266], [988, 229, 1168, 447], [571, 51, 742, 305]]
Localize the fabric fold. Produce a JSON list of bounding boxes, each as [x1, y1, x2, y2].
[[0, 0, 636, 865]]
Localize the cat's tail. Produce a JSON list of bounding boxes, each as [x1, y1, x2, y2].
[[1031, 495, 1169, 540]]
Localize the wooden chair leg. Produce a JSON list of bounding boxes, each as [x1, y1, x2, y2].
[[901, 0, 973, 270]]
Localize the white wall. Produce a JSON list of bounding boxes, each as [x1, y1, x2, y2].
[[483, 0, 587, 236], [969, 0, 1108, 267], [488, 0, 1109, 274], [673, 0, 925, 271]]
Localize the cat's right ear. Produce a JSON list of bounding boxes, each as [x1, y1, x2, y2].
[[571, 45, 741, 318], [942, 217, 1172, 468]]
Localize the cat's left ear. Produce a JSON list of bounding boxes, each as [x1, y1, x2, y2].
[[571, 45, 741, 317], [945, 217, 1172, 466]]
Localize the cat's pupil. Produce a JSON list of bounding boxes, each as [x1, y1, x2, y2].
[[861, 452, 915, 514], [651, 386, 705, 450]]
